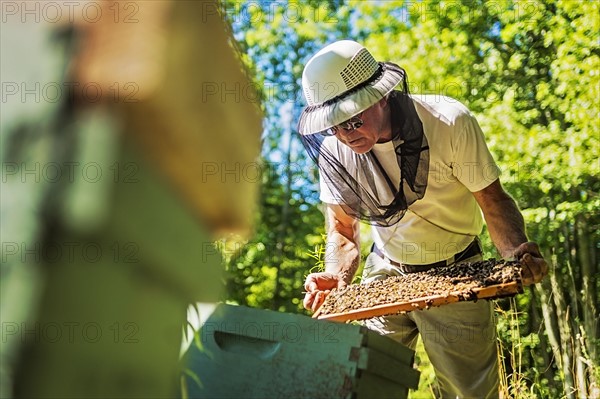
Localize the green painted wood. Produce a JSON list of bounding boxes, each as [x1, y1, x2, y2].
[[354, 347, 420, 389], [360, 328, 415, 366], [16, 133, 224, 397], [181, 304, 419, 398], [106, 135, 224, 302], [184, 304, 360, 398]]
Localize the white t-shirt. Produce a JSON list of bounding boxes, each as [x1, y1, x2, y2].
[[319, 95, 500, 264]]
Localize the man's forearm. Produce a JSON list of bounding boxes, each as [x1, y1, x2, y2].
[[484, 196, 528, 258], [473, 180, 548, 284], [473, 180, 529, 259], [325, 229, 360, 285]]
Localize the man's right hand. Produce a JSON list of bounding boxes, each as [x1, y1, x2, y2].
[[513, 241, 549, 285], [303, 272, 346, 312]]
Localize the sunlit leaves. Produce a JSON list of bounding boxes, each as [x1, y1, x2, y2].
[[219, 1, 598, 395]]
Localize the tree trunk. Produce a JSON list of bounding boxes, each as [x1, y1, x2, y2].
[[575, 215, 598, 363], [272, 131, 294, 310], [536, 278, 563, 393], [530, 287, 554, 386], [549, 260, 576, 399]]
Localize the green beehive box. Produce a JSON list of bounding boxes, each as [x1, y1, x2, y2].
[[181, 304, 420, 399]]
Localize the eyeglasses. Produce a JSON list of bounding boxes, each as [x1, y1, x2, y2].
[[320, 113, 364, 136]]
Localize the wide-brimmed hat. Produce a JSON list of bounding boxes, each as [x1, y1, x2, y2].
[[297, 40, 405, 136]]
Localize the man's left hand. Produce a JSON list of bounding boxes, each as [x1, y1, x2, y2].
[[512, 242, 548, 285]]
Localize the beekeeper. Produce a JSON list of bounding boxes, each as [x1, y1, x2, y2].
[[298, 40, 548, 398]]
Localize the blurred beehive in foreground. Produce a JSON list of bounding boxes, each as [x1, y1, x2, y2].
[[1, 1, 262, 397], [182, 304, 420, 399]]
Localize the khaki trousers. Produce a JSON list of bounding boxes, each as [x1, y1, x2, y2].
[[362, 252, 499, 399]]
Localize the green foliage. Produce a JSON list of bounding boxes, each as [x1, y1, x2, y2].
[[306, 234, 329, 275], [224, 0, 599, 396], [219, 1, 344, 314], [496, 298, 547, 398], [222, 161, 326, 314]]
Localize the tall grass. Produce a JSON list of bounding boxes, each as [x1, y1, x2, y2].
[[496, 298, 537, 399], [409, 298, 544, 398]]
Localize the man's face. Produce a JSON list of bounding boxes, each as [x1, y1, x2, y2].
[[333, 98, 391, 154]]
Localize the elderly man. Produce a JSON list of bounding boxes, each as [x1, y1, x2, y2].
[[298, 40, 547, 398]]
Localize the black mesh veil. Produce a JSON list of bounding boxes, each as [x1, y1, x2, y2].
[[299, 64, 429, 227]]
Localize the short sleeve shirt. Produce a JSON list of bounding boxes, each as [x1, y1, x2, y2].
[[319, 95, 501, 264]]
